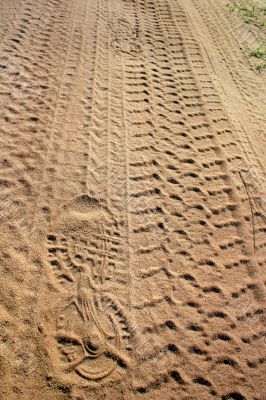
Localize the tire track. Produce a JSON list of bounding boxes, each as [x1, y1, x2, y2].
[[30, 0, 88, 227], [115, 0, 265, 398], [40, 1, 135, 395], [0, 0, 23, 46], [0, 0, 264, 399], [181, 0, 266, 184]]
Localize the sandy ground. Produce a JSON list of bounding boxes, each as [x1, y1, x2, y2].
[[0, 0, 265, 399]]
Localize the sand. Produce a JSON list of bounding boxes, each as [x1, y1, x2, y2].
[[0, 0, 265, 399]]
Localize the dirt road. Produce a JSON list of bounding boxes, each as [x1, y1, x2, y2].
[[0, 0, 265, 399]]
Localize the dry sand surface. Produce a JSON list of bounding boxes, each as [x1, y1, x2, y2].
[[0, 0, 265, 399]]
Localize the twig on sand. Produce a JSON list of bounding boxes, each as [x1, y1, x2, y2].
[[239, 171, 266, 253]]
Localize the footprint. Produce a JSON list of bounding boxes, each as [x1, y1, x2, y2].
[[46, 194, 132, 383]]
